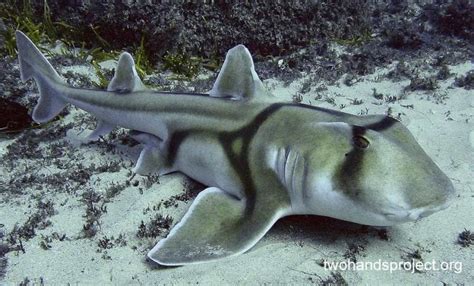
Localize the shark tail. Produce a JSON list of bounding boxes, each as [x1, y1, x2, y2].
[[16, 31, 66, 123]]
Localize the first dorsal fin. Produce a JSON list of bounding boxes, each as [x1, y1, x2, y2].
[[209, 45, 270, 101], [107, 52, 146, 93]]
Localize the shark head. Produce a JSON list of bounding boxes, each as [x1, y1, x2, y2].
[[295, 115, 454, 226]]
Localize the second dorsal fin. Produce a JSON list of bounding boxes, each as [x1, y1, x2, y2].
[[87, 52, 146, 141], [209, 45, 270, 100], [107, 52, 146, 93]]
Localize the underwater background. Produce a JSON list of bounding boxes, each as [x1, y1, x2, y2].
[[0, 1, 473, 285]]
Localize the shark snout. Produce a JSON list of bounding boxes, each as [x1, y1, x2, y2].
[[382, 179, 455, 224], [403, 169, 456, 221], [384, 189, 453, 223], [407, 200, 451, 221]]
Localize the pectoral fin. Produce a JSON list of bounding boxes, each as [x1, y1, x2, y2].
[[147, 187, 283, 265]]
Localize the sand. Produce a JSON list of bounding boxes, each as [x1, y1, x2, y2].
[[0, 50, 473, 285]]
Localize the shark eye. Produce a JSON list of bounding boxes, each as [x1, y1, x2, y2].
[[353, 135, 370, 149]]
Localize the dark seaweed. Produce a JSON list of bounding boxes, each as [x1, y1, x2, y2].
[[98, 234, 127, 250], [0, 226, 8, 281], [422, 0, 474, 42], [457, 229, 474, 247], [162, 179, 204, 208], [436, 65, 452, 80], [343, 242, 367, 263], [405, 76, 439, 91], [320, 272, 348, 286], [1, 1, 471, 91], [28, 1, 371, 60], [454, 70, 474, 90], [8, 200, 55, 242], [401, 248, 426, 273], [136, 214, 173, 239], [80, 189, 106, 238]]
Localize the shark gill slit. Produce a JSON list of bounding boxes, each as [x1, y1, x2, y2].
[[301, 157, 309, 201], [283, 147, 291, 186], [291, 152, 302, 201]]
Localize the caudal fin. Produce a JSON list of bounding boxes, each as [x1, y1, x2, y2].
[[16, 31, 66, 123]]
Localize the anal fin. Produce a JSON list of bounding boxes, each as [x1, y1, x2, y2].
[[147, 187, 284, 265]]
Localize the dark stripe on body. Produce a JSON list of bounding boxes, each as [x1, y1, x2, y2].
[[166, 101, 397, 210], [166, 104, 289, 214], [218, 104, 286, 214], [337, 129, 366, 198]]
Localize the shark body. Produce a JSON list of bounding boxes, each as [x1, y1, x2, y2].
[[15, 31, 454, 266]]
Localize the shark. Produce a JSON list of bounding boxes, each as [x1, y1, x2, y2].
[[15, 30, 454, 266]]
